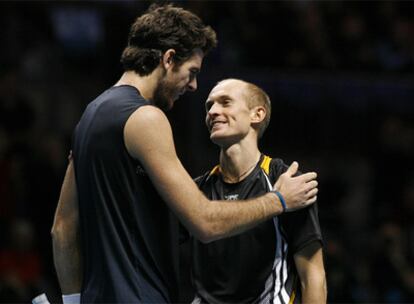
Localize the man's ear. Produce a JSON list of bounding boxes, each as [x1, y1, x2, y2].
[[251, 106, 266, 124], [162, 49, 176, 70]]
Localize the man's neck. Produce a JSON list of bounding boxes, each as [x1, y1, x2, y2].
[[114, 70, 161, 101], [219, 140, 261, 184]]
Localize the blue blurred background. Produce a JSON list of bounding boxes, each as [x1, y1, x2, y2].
[[0, 1, 413, 303]]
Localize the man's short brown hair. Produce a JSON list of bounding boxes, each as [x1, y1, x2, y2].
[[244, 81, 271, 138]]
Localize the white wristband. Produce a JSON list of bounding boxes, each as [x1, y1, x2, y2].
[[62, 293, 81, 304], [32, 293, 50, 304]]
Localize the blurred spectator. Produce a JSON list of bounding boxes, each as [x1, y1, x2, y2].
[[372, 221, 414, 302], [324, 234, 354, 302], [0, 219, 43, 302]]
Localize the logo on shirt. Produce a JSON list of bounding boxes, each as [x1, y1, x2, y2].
[[136, 165, 146, 176], [224, 194, 239, 200]]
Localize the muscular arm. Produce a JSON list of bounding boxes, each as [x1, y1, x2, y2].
[[124, 106, 318, 243], [294, 241, 327, 303], [51, 157, 82, 294]]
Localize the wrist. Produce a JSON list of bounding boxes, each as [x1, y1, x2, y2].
[[62, 293, 81, 304], [270, 190, 287, 212]]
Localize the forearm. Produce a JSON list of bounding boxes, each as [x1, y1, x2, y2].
[[295, 244, 327, 304], [301, 275, 327, 303], [144, 155, 285, 243], [51, 158, 82, 294], [52, 225, 82, 294], [197, 192, 283, 242]]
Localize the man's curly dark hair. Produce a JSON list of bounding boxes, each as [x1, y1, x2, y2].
[[120, 3, 217, 76]]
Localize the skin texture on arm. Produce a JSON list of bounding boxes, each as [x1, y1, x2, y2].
[[51, 156, 82, 294], [124, 105, 317, 243], [294, 241, 327, 303]]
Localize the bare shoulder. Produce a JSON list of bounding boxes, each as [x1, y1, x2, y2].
[[126, 105, 169, 129], [124, 105, 174, 159], [125, 105, 172, 138]]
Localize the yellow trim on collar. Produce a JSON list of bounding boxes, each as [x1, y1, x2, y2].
[[260, 155, 272, 175], [210, 155, 271, 176], [209, 165, 220, 176]]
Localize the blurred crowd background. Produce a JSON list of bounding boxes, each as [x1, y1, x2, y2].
[[1, 1, 414, 303]]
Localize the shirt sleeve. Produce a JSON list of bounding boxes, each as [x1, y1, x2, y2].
[[270, 159, 323, 254], [280, 203, 323, 254]]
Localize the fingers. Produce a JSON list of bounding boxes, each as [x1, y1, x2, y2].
[[306, 188, 318, 198], [300, 172, 317, 182], [305, 180, 318, 192], [286, 161, 299, 177], [304, 188, 318, 206], [306, 195, 318, 205]]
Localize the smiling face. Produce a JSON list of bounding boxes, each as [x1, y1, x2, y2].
[[153, 49, 203, 111], [205, 79, 259, 147]]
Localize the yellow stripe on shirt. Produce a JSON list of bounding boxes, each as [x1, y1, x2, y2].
[[260, 155, 272, 175]]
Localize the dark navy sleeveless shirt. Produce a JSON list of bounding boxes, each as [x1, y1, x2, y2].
[[72, 85, 180, 303]]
